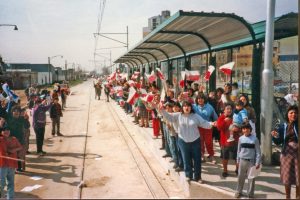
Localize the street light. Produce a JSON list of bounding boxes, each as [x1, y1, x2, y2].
[[0, 24, 18, 30], [48, 55, 63, 84]]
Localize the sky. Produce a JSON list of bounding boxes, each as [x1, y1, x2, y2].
[[0, 0, 297, 72]]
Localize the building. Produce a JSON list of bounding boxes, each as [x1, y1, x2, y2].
[[142, 10, 171, 38]]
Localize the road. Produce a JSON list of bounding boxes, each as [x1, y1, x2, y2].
[[13, 80, 185, 199]]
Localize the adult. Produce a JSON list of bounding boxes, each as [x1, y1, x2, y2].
[[193, 93, 218, 163], [216, 103, 239, 177], [32, 98, 52, 156], [271, 105, 299, 199], [159, 101, 213, 182]]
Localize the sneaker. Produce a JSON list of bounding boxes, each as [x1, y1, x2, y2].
[[173, 164, 178, 169], [234, 193, 242, 198], [162, 154, 171, 158], [192, 178, 204, 184], [57, 133, 64, 136], [222, 172, 228, 177], [175, 167, 183, 172]]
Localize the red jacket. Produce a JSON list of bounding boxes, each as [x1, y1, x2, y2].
[[217, 114, 238, 147], [0, 136, 8, 168]]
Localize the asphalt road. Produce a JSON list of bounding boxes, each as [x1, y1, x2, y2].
[[13, 80, 185, 199]]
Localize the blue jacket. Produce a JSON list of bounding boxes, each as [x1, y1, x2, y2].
[[272, 122, 298, 150], [192, 103, 218, 122]]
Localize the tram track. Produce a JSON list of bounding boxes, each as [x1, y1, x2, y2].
[[77, 86, 93, 199], [107, 101, 169, 199]]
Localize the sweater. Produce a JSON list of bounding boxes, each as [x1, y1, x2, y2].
[[32, 103, 52, 129], [161, 110, 211, 143], [237, 134, 261, 165]]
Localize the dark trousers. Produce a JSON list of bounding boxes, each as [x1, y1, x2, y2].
[[178, 137, 201, 180], [159, 118, 165, 149], [34, 127, 45, 153], [105, 93, 109, 102], [51, 117, 60, 135]]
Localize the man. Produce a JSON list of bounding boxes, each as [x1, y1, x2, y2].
[[50, 98, 63, 136]]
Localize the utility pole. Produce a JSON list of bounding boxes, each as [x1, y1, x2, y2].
[[261, 0, 275, 165], [297, 0, 300, 198]]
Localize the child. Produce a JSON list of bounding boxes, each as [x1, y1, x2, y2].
[[0, 127, 23, 199], [50, 98, 63, 136], [235, 122, 261, 198], [228, 100, 248, 142]]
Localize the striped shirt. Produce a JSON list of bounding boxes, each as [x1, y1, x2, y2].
[[237, 134, 261, 165], [161, 110, 212, 143]]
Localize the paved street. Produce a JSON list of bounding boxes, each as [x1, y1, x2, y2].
[[13, 80, 185, 199]]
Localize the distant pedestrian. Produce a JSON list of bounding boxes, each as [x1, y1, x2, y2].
[[104, 84, 110, 102], [271, 105, 299, 199], [50, 98, 63, 136], [235, 122, 261, 199]]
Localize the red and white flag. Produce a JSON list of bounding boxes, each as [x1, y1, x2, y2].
[[127, 87, 139, 105], [127, 80, 135, 87], [108, 72, 116, 80], [156, 68, 165, 80], [145, 71, 157, 83], [185, 70, 200, 81], [179, 80, 185, 88], [204, 65, 215, 81], [219, 62, 235, 75], [142, 93, 154, 103]]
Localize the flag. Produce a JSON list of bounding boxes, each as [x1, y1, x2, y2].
[[185, 70, 200, 81], [179, 80, 185, 88], [108, 72, 116, 80], [219, 62, 235, 75], [141, 93, 154, 103], [2, 83, 19, 103], [127, 80, 135, 87], [204, 65, 215, 81], [156, 68, 165, 80], [127, 87, 139, 105], [145, 71, 157, 83]]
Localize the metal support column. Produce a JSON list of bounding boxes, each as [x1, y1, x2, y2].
[[209, 52, 216, 92], [261, 0, 275, 165]]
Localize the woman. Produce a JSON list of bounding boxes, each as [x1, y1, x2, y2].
[[239, 94, 256, 124], [216, 103, 240, 177], [192, 93, 218, 163], [158, 101, 214, 182], [271, 105, 298, 199]]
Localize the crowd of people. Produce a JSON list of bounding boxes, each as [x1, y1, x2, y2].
[[0, 82, 67, 199], [96, 71, 298, 199]]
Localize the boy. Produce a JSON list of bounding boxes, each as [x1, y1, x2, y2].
[[50, 98, 63, 136], [235, 122, 261, 198], [0, 127, 22, 199]]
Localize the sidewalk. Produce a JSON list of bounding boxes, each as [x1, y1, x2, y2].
[[110, 102, 288, 199]]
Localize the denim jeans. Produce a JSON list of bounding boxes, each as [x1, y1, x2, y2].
[[162, 123, 171, 156], [178, 137, 202, 180], [175, 135, 184, 168], [0, 167, 15, 199], [169, 135, 178, 164]]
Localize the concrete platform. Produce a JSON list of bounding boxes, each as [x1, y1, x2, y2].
[[111, 101, 289, 199]]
